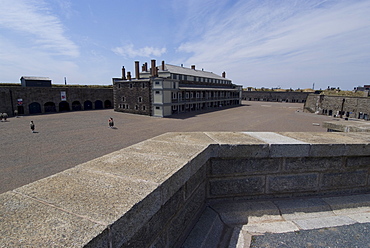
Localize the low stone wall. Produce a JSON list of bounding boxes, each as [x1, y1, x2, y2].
[[1, 132, 370, 247]]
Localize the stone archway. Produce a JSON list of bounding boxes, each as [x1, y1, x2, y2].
[[44, 102, 56, 113], [84, 100, 93, 110], [29, 102, 41, 114], [72, 101, 82, 111], [104, 100, 112, 109], [59, 101, 70, 112], [95, 100, 103, 109]]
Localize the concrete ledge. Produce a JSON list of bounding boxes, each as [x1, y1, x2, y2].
[[323, 120, 370, 132], [1, 132, 370, 247]]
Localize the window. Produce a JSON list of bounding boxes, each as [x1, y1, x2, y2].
[[186, 92, 189, 99], [118, 84, 121, 88], [122, 97, 125, 102], [172, 92, 177, 99], [155, 91, 160, 94], [142, 105, 146, 111], [138, 97, 142, 103], [190, 92, 193, 98], [196, 92, 199, 98], [184, 75, 187, 81], [172, 105, 177, 110], [126, 104, 129, 109], [156, 106, 160, 110], [129, 84, 133, 88], [142, 83, 145, 88], [155, 81, 160, 85], [173, 74, 177, 80], [135, 105, 139, 110]]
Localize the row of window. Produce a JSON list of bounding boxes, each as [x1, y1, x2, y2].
[[117, 83, 147, 89], [119, 104, 146, 111], [171, 91, 235, 99], [171, 74, 231, 84], [121, 96, 143, 102]]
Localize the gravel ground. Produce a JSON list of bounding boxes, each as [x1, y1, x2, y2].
[[0, 101, 334, 193]]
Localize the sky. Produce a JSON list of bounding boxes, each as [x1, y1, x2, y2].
[[0, 0, 369, 90]]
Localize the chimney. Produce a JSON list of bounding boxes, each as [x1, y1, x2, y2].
[[121, 66, 126, 80], [151, 59, 157, 77], [191, 65, 195, 70], [142, 64, 145, 72], [135, 61, 140, 79], [127, 71, 132, 80], [145, 62, 148, 71], [222, 71, 226, 78], [162, 60, 165, 71]]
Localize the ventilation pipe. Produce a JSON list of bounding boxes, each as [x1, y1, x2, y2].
[[127, 71, 132, 80], [135, 61, 140, 79], [222, 71, 226, 78], [121, 66, 126, 80]]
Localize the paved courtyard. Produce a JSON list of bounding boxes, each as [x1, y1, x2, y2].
[[0, 101, 334, 193]]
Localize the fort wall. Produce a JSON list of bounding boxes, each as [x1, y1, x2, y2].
[[304, 94, 370, 119], [0, 86, 113, 116], [242, 91, 310, 102], [1, 132, 369, 247]]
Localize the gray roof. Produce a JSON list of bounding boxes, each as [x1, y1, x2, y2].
[[20, 76, 51, 81], [161, 64, 231, 81]]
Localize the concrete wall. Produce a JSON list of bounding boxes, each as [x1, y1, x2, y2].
[[242, 91, 310, 102], [0, 86, 113, 116], [1, 132, 370, 247], [304, 94, 370, 119]]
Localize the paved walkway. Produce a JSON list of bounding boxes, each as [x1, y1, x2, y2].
[[0, 101, 333, 193], [214, 193, 370, 247]]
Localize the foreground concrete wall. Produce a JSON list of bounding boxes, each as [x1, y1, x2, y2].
[[1, 132, 370, 247]]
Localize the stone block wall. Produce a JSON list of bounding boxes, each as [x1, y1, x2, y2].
[[1, 132, 370, 247], [305, 94, 370, 118], [242, 91, 310, 102], [209, 156, 370, 200]]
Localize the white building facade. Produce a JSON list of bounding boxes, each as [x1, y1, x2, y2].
[[113, 60, 242, 117]]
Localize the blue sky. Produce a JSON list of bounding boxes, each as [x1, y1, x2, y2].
[[1, 0, 369, 90]]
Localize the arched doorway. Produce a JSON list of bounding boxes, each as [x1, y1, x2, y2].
[[44, 102, 56, 113], [95, 100, 103, 109], [29, 102, 41, 114], [59, 101, 70, 112], [104, 100, 112, 108], [72, 101, 82, 111], [84, 100, 93, 110]]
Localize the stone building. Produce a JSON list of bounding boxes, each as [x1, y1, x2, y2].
[[304, 94, 370, 120], [0, 83, 113, 116], [112, 60, 242, 117]]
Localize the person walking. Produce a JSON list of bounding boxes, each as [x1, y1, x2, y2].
[[30, 121, 35, 133], [108, 117, 114, 128]]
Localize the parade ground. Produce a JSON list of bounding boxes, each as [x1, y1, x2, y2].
[[0, 101, 333, 194]]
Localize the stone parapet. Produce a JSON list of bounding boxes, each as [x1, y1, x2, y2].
[[1, 132, 370, 247]]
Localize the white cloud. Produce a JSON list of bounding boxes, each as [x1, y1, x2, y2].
[[0, 0, 79, 57], [176, 0, 370, 89], [112, 44, 167, 58]]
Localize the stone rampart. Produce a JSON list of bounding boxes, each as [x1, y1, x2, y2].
[[304, 94, 370, 119], [242, 91, 310, 102], [1, 132, 370, 247]]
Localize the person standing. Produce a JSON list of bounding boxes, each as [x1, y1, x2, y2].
[[30, 121, 35, 133]]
